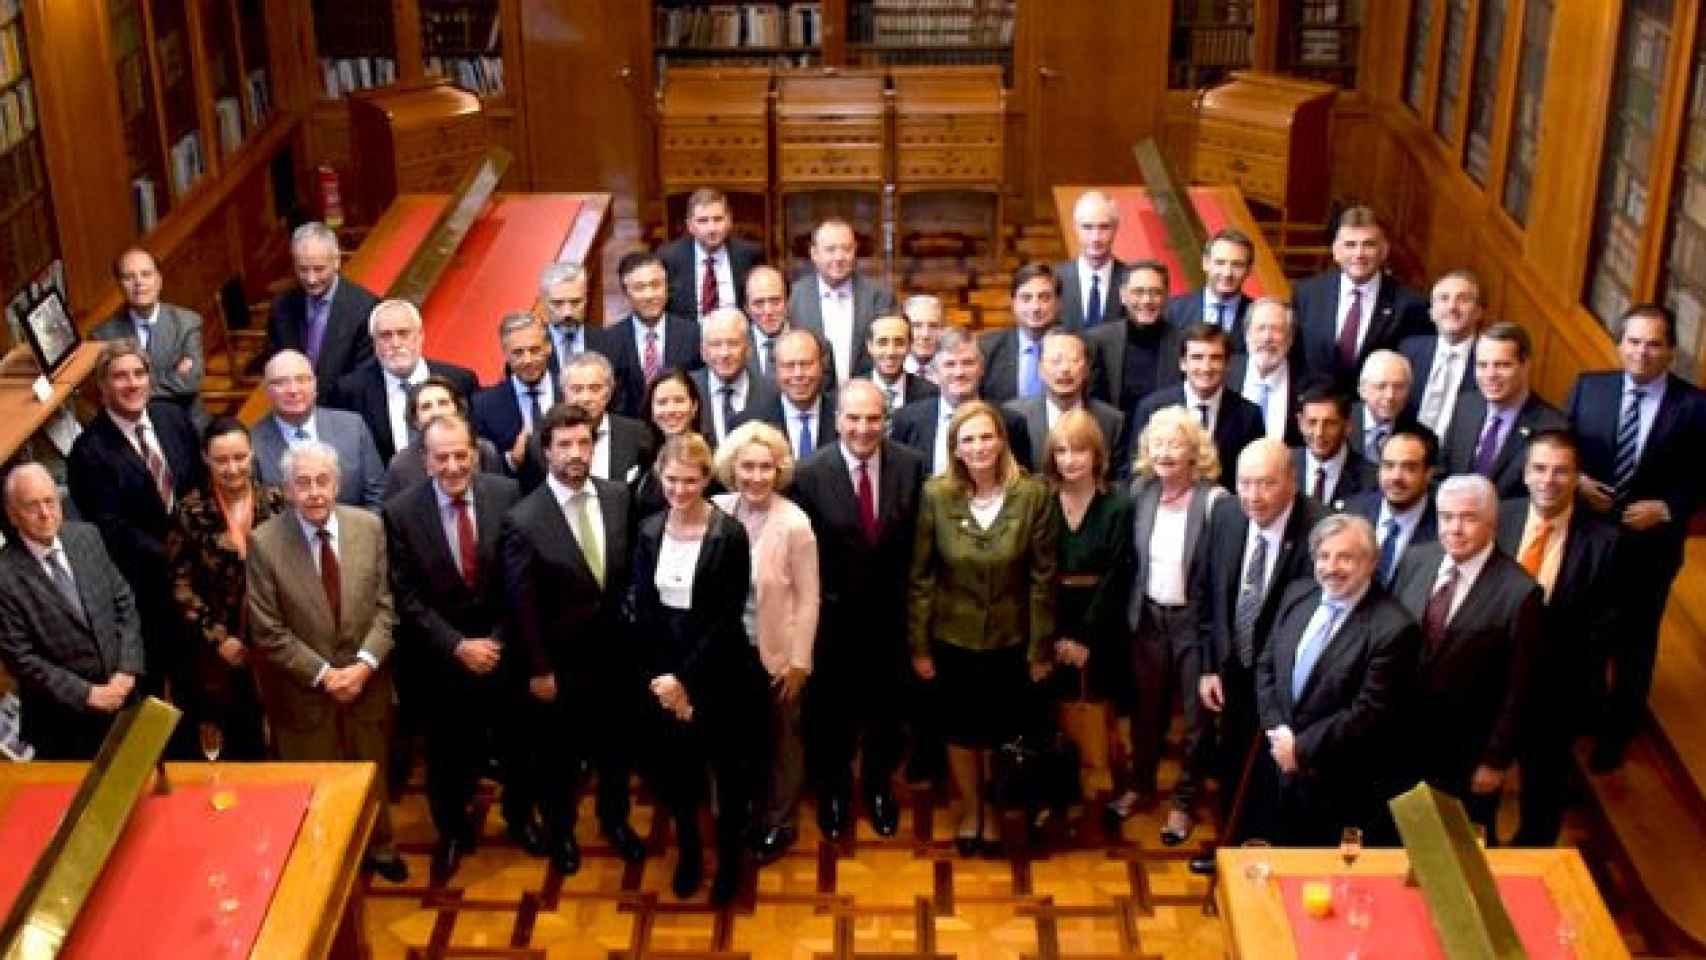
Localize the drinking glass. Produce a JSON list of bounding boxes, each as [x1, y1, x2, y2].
[[1345, 887, 1374, 959], [1241, 839, 1273, 884], [1339, 826, 1364, 871]]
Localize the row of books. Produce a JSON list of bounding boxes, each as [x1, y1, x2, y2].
[[0, 77, 34, 155], [425, 55, 506, 97], [319, 56, 398, 99], [1297, 0, 1351, 25], [420, 3, 502, 55], [1296, 27, 1349, 65], [214, 97, 243, 154], [858, 0, 1015, 46], [1185, 26, 1253, 67], [656, 3, 823, 49], [0, 22, 23, 88]]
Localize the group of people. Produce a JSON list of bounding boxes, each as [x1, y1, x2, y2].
[[2, 186, 1702, 902]]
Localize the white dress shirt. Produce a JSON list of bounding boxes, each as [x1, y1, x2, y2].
[[818, 277, 856, 384], [383, 359, 431, 451], [780, 394, 825, 455], [1303, 447, 1348, 502], [932, 397, 957, 475], [276, 412, 318, 446], [1078, 257, 1114, 322], [22, 535, 72, 584], [509, 373, 555, 431], [1145, 502, 1190, 605], [707, 370, 751, 441], [1337, 273, 1384, 357], [1182, 384, 1225, 433], [656, 529, 703, 610], [694, 243, 737, 317], [129, 304, 160, 350], [1623, 372, 1669, 460], [871, 371, 908, 410], [591, 413, 613, 480], [1376, 497, 1427, 565]]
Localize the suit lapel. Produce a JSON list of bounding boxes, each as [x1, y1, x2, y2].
[[1023, 400, 1048, 466], [365, 368, 395, 455]]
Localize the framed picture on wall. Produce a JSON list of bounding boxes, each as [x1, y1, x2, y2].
[[20, 287, 78, 377]]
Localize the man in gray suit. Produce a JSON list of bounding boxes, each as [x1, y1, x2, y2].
[[252, 350, 386, 509], [787, 218, 896, 386], [0, 464, 144, 759], [90, 247, 207, 425], [1005, 330, 1125, 478]]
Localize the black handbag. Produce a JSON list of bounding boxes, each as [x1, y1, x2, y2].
[[988, 729, 1082, 816]]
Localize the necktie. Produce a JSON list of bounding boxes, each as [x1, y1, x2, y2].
[[1371, 423, 1389, 456], [1613, 387, 1645, 498], [1519, 519, 1552, 579], [136, 422, 174, 511], [1472, 413, 1505, 476], [760, 336, 776, 375], [856, 458, 878, 543], [1233, 532, 1269, 666], [1422, 561, 1458, 649], [45, 548, 86, 624], [1313, 465, 1327, 501], [1292, 599, 1345, 701], [1419, 350, 1453, 429], [1376, 518, 1401, 586], [720, 385, 737, 440], [1021, 341, 1042, 399], [1257, 380, 1272, 423], [1217, 300, 1233, 331], [525, 385, 544, 430], [700, 255, 719, 314], [797, 412, 814, 459], [1085, 273, 1103, 328], [304, 295, 329, 365], [136, 320, 151, 352], [317, 528, 341, 631], [294, 427, 311, 443], [1336, 288, 1363, 373], [642, 329, 661, 384], [452, 495, 478, 588], [570, 491, 604, 587], [1197, 403, 1211, 429]]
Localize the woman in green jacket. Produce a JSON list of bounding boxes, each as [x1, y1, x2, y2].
[[908, 400, 1057, 854]]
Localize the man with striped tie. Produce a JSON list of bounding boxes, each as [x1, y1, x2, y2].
[[1566, 304, 1706, 770]]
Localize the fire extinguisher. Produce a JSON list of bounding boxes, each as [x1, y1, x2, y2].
[[317, 165, 345, 229]]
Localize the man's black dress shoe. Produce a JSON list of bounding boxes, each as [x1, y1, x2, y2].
[[867, 791, 899, 837], [549, 836, 582, 876], [817, 793, 851, 840], [673, 846, 703, 899], [753, 825, 796, 865], [429, 838, 467, 886], [1589, 737, 1627, 774], [507, 818, 548, 857], [604, 822, 648, 864], [366, 853, 410, 884], [1187, 856, 1217, 876]]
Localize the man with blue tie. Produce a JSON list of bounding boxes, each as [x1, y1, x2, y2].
[[1252, 514, 1421, 845], [738, 330, 838, 459], [1345, 424, 1440, 588], [980, 263, 1067, 407], [1054, 191, 1130, 329], [266, 222, 378, 399], [470, 314, 556, 474], [539, 262, 593, 386], [1165, 228, 1256, 343], [1227, 298, 1300, 444], [251, 350, 387, 509], [1566, 304, 1706, 769], [1441, 322, 1568, 499]]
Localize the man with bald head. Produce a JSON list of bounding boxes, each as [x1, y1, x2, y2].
[[1349, 349, 1414, 460], [737, 329, 839, 458], [789, 218, 897, 385], [866, 314, 938, 412], [1055, 190, 1130, 329], [326, 298, 479, 462], [253, 350, 386, 508], [691, 307, 778, 446], [1391, 475, 1543, 838], [0, 464, 144, 759]]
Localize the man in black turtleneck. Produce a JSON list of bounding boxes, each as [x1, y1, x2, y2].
[[1088, 259, 1184, 422]]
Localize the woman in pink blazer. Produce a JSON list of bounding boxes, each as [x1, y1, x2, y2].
[[712, 420, 821, 858]]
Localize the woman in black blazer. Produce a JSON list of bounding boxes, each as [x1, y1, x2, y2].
[[630, 433, 760, 905], [631, 368, 706, 519]]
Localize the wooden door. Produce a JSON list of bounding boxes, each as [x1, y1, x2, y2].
[[520, 0, 653, 218], [1019, 1, 1169, 219]]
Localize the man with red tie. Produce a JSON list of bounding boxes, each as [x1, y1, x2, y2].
[[659, 187, 765, 320], [1290, 207, 1428, 390]]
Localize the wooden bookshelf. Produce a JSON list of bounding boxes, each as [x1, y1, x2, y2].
[[0, 0, 57, 336], [1280, 0, 1363, 89], [1660, 10, 1706, 378], [1169, 0, 1255, 91], [654, 1, 828, 73], [846, 0, 1015, 82], [1401, 0, 1434, 114], [420, 0, 505, 98], [1500, 0, 1552, 225], [1431, 0, 1469, 142], [1461, 0, 1507, 186], [311, 0, 397, 100]]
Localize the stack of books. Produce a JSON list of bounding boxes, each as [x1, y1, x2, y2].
[[319, 56, 398, 98]]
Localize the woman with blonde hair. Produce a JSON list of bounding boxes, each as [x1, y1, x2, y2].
[[1107, 405, 1224, 848], [710, 420, 820, 863], [909, 400, 1057, 854]]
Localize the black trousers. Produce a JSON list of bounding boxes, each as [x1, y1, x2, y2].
[[1211, 657, 1260, 831], [514, 679, 643, 844], [1603, 541, 1684, 746], [650, 690, 764, 854], [805, 634, 905, 800], [422, 665, 529, 842]]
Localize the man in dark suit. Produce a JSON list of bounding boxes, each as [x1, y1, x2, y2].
[[266, 221, 378, 396], [1442, 322, 1569, 499], [539, 262, 596, 386], [0, 464, 145, 759], [91, 247, 207, 425], [1004, 330, 1125, 477], [788, 218, 897, 385], [1391, 475, 1543, 837], [1399, 269, 1483, 443], [516, 351, 656, 493], [737, 330, 840, 460], [1164, 228, 1256, 345], [1132, 323, 1266, 492], [501, 403, 649, 871], [1227, 298, 1302, 446], [1348, 349, 1415, 461], [980, 262, 1066, 408], [745, 266, 796, 382], [692, 307, 779, 447], [1293, 383, 1377, 509], [1565, 304, 1706, 769], [1290, 206, 1428, 389], [67, 340, 202, 702], [891, 327, 1033, 475], [1495, 431, 1620, 844], [1252, 514, 1421, 845], [1345, 424, 1441, 587], [659, 187, 765, 319], [790, 380, 927, 853], [1193, 439, 1323, 850], [1055, 190, 1129, 330], [602, 251, 703, 419], [384, 415, 528, 883], [471, 313, 556, 475], [1087, 259, 1184, 421], [865, 314, 939, 413], [902, 294, 946, 382], [326, 299, 479, 463], [252, 351, 386, 510]]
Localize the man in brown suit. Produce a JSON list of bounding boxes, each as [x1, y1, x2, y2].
[[247, 439, 407, 882]]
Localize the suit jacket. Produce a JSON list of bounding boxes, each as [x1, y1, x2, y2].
[[889, 396, 1036, 473], [601, 313, 704, 418], [873, 371, 940, 411], [1130, 477, 1222, 643], [1566, 370, 1706, 561], [1054, 258, 1129, 330], [1291, 269, 1428, 387], [690, 367, 780, 447], [1004, 396, 1128, 480], [977, 327, 1048, 408], [1165, 290, 1252, 346], [251, 407, 387, 509], [1086, 317, 1184, 410], [1494, 500, 1620, 703], [1293, 446, 1377, 509], [1398, 334, 1480, 426], [245, 506, 396, 734], [1441, 392, 1570, 499], [1254, 579, 1421, 841], [1131, 386, 1266, 491], [383, 438, 505, 501], [0, 523, 145, 758], [1194, 493, 1324, 675], [630, 505, 752, 714], [659, 235, 765, 318], [470, 377, 548, 469], [788, 272, 898, 381], [91, 303, 206, 414], [266, 277, 380, 397], [1226, 354, 1304, 447], [735, 391, 841, 453], [516, 411, 657, 494], [325, 359, 480, 462], [384, 473, 520, 684], [1391, 543, 1543, 785], [791, 441, 925, 667]]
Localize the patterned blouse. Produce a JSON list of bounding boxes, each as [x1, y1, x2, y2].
[[167, 482, 288, 648]]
